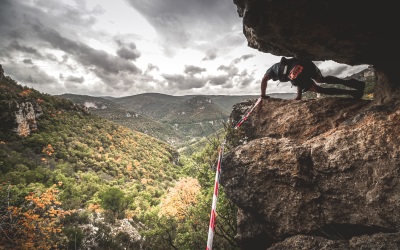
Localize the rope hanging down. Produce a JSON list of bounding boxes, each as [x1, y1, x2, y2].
[[206, 97, 262, 250]]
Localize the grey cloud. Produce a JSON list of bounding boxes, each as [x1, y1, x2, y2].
[[23, 59, 33, 64], [232, 54, 255, 64], [241, 54, 255, 61], [321, 65, 349, 76], [32, 0, 99, 28], [184, 65, 206, 75], [162, 73, 207, 90], [217, 65, 239, 76], [46, 54, 58, 61], [239, 76, 254, 88], [9, 41, 42, 57], [126, 0, 240, 53], [116, 41, 141, 61], [214, 31, 246, 49], [65, 75, 85, 83], [144, 64, 159, 75], [117, 46, 141, 60], [210, 63, 257, 90], [313, 60, 350, 77], [3, 63, 57, 85], [0, 0, 97, 43], [202, 49, 217, 61], [208, 75, 229, 86], [236, 69, 255, 88], [33, 24, 142, 76]]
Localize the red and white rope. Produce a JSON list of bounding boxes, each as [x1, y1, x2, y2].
[[206, 143, 224, 250], [206, 97, 261, 250]]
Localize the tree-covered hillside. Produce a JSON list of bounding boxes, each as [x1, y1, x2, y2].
[[59, 93, 186, 146], [61, 93, 232, 150], [0, 68, 239, 249]]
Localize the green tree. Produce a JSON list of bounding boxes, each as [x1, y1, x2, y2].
[[99, 187, 126, 221]]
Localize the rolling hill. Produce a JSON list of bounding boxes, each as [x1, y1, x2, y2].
[[59, 92, 297, 149], [58, 94, 186, 146]]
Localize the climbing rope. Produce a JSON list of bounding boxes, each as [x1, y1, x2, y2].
[[233, 97, 262, 129], [206, 97, 262, 250]]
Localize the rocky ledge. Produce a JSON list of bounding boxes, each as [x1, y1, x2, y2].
[[221, 97, 400, 249]]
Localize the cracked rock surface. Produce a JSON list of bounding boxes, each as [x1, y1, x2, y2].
[[221, 97, 400, 249], [232, 0, 400, 105]]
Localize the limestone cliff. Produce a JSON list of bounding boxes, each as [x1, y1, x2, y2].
[[221, 97, 400, 249], [0, 65, 42, 137], [12, 101, 42, 137], [222, 2, 400, 248], [0, 65, 85, 138]]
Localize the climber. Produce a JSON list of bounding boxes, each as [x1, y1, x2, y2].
[[260, 57, 365, 100]]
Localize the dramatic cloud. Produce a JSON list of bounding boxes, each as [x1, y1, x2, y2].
[[162, 73, 207, 90], [232, 54, 255, 64], [202, 49, 217, 61], [320, 64, 349, 76], [144, 64, 159, 75], [9, 41, 43, 58], [116, 40, 141, 61], [33, 24, 142, 75], [184, 65, 206, 76], [65, 75, 85, 84], [23, 59, 33, 65], [0, 0, 369, 97], [4, 63, 57, 86], [208, 75, 230, 86], [125, 0, 241, 54]]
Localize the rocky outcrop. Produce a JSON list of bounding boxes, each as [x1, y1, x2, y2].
[[185, 96, 213, 104], [0, 65, 43, 137], [13, 101, 42, 137], [227, 2, 400, 247], [232, 0, 400, 104], [221, 97, 400, 249]]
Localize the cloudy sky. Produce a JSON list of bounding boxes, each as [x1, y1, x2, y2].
[[0, 0, 368, 97]]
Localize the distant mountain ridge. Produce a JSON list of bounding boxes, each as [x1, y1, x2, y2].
[[59, 92, 296, 149]]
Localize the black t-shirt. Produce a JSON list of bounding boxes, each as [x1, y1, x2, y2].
[[265, 58, 299, 82], [265, 58, 321, 92], [265, 63, 281, 81]]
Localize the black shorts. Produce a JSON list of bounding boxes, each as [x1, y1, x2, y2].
[[290, 61, 322, 92]]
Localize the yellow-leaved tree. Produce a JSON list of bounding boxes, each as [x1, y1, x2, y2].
[[0, 183, 74, 249], [159, 177, 201, 220]]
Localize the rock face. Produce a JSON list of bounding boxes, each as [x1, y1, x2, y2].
[[221, 97, 400, 249], [185, 96, 213, 104], [0, 65, 43, 137], [232, 0, 400, 104], [13, 101, 42, 137]]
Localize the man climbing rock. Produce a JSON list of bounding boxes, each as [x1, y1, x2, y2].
[[260, 57, 366, 100]]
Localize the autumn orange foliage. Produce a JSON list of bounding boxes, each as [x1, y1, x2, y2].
[[42, 144, 55, 157], [159, 177, 201, 220], [19, 89, 32, 97], [0, 184, 74, 250]]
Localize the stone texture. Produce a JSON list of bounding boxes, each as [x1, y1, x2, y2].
[[13, 102, 42, 137], [232, 0, 400, 104], [221, 97, 400, 249]]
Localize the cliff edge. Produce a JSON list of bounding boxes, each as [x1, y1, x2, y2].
[[223, 2, 400, 248], [221, 97, 400, 249]]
